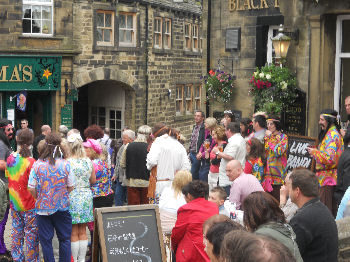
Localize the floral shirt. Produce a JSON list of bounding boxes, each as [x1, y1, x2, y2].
[[91, 159, 113, 197], [244, 157, 264, 184], [264, 132, 288, 190], [311, 125, 343, 187]]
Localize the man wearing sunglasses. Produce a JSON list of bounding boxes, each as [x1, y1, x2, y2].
[[0, 118, 13, 258], [16, 119, 33, 136]]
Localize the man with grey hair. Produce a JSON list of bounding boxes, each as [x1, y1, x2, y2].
[[112, 128, 135, 206], [121, 125, 152, 205], [59, 125, 69, 138]]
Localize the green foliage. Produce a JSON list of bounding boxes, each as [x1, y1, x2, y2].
[[249, 64, 298, 115], [202, 69, 235, 103]]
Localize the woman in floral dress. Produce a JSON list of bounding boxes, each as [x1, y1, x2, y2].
[[67, 131, 96, 262]]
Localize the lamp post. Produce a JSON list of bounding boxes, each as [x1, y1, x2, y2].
[[271, 24, 291, 67]]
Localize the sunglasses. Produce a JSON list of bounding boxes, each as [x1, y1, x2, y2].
[[6, 128, 14, 132]]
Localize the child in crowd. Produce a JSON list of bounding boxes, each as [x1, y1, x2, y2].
[[6, 129, 38, 262], [209, 187, 229, 217], [244, 138, 265, 185]]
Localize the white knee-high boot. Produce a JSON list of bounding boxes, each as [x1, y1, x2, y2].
[[71, 241, 80, 262], [78, 240, 88, 262]]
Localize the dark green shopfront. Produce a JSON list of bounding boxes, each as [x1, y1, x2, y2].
[[0, 56, 61, 135]]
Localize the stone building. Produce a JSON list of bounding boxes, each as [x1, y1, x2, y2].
[[0, 0, 204, 140], [0, 0, 75, 133], [205, 0, 350, 137]]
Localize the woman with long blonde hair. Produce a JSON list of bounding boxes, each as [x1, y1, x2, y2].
[[159, 170, 192, 234], [67, 130, 96, 262]]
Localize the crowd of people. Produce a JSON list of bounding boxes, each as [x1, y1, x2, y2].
[[0, 102, 348, 262]]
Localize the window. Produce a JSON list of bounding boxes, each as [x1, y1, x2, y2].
[[91, 107, 123, 139], [200, 37, 203, 52], [154, 17, 162, 48], [194, 85, 201, 110], [184, 84, 193, 113], [22, 0, 53, 35], [119, 12, 136, 47], [164, 19, 171, 49], [266, 26, 279, 64], [91, 107, 106, 129], [96, 10, 114, 46], [192, 25, 199, 51], [176, 84, 201, 115], [176, 85, 184, 115], [335, 15, 350, 117], [109, 109, 122, 139], [184, 23, 191, 50]]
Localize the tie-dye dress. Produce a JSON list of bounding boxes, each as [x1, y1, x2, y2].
[[311, 125, 344, 187], [263, 132, 288, 192]]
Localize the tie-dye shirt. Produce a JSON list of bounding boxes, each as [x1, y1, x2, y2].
[[311, 125, 344, 187], [5, 152, 35, 211], [264, 132, 288, 189], [28, 159, 75, 215], [244, 157, 264, 184]]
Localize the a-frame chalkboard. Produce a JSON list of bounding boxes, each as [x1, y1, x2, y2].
[[92, 205, 166, 262]]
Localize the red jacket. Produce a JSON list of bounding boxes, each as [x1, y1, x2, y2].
[[171, 198, 219, 262]]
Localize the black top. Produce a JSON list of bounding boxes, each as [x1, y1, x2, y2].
[[335, 146, 350, 203], [33, 134, 45, 160], [290, 198, 338, 262], [125, 142, 150, 181]]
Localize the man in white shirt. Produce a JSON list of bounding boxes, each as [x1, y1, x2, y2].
[[212, 122, 246, 195]]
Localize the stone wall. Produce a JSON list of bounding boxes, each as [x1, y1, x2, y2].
[[72, 0, 204, 141]]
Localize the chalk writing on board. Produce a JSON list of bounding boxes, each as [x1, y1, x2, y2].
[[286, 135, 317, 172], [130, 222, 151, 262]]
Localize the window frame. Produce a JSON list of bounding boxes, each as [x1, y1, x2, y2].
[[90, 106, 123, 139], [96, 10, 115, 47], [163, 18, 172, 49], [176, 85, 184, 116], [192, 24, 199, 51], [154, 17, 163, 49], [194, 84, 201, 111], [22, 0, 54, 36], [118, 12, 137, 47], [184, 23, 191, 50], [184, 84, 193, 114]]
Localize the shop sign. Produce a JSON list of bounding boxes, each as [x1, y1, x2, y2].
[[0, 56, 62, 91], [61, 104, 72, 130], [229, 0, 279, 11]]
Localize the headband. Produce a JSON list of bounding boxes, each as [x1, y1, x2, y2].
[[153, 125, 167, 138], [267, 119, 280, 122], [67, 133, 83, 143], [322, 114, 337, 119], [224, 110, 232, 114]]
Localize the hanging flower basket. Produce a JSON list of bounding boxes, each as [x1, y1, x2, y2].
[[249, 64, 298, 115], [202, 69, 235, 104]]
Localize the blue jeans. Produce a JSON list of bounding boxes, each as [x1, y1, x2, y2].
[[37, 210, 72, 262], [114, 179, 127, 206], [190, 152, 201, 180]]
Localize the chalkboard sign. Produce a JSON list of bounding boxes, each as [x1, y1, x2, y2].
[[93, 205, 166, 262], [282, 89, 306, 136], [286, 135, 317, 173]]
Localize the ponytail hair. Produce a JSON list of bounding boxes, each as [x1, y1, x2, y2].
[[17, 129, 34, 158]]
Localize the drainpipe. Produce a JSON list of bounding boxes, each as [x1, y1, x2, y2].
[[206, 0, 211, 117], [145, 4, 149, 125]]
